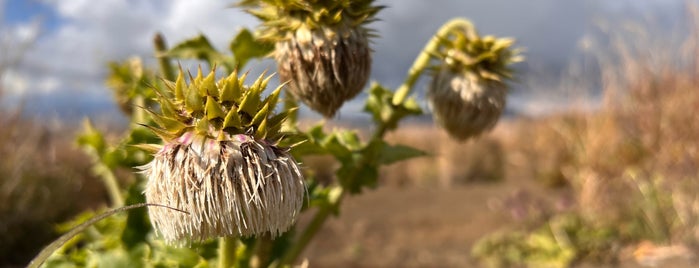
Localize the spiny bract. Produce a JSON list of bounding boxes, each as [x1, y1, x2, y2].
[[428, 26, 522, 140], [140, 68, 305, 244], [240, 0, 382, 117]]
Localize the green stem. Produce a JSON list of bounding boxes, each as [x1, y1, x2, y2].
[[392, 18, 476, 105], [94, 161, 124, 207], [219, 237, 238, 268], [254, 235, 274, 268], [154, 32, 175, 81], [236, 238, 256, 268], [281, 188, 345, 265]]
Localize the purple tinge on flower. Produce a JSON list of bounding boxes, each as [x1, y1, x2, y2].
[[428, 67, 506, 140], [141, 132, 305, 244]]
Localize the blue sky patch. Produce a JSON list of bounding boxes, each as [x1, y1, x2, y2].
[[4, 0, 61, 31]]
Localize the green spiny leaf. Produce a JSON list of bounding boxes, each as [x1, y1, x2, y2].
[[322, 133, 353, 161], [336, 130, 362, 151], [378, 142, 427, 165], [166, 34, 235, 72], [230, 28, 274, 69], [76, 119, 107, 155]]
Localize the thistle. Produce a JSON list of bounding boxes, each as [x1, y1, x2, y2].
[[139, 68, 305, 244], [428, 27, 521, 140], [240, 0, 382, 117]]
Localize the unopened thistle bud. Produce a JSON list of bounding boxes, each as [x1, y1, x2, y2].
[[139, 68, 305, 244], [428, 28, 521, 140], [240, 0, 382, 117]]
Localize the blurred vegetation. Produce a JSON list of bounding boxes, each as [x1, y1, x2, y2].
[[471, 5, 699, 267], [0, 113, 106, 266]]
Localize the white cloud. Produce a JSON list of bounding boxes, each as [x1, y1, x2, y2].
[[2, 69, 28, 95], [10, 0, 256, 107], [4, 0, 690, 119]]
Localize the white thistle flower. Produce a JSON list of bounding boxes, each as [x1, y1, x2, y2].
[[138, 70, 305, 244], [143, 132, 304, 243]]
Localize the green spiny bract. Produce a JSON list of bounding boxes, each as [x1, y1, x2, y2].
[[240, 0, 382, 117], [238, 0, 382, 42], [435, 30, 521, 83], [428, 27, 522, 140], [144, 68, 293, 145]]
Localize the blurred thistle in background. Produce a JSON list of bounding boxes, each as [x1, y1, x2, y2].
[[428, 22, 521, 140]]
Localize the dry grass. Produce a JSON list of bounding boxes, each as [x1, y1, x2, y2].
[[0, 112, 106, 266]]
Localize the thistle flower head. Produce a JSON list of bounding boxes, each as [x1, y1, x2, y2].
[[428, 27, 521, 140], [240, 0, 382, 117], [140, 68, 304, 244]]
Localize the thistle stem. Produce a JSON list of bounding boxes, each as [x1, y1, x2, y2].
[[281, 188, 345, 265], [392, 18, 476, 105], [219, 236, 238, 268], [94, 161, 124, 207], [154, 32, 175, 81], [254, 235, 274, 268]]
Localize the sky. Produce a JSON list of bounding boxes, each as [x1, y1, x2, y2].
[[0, 0, 690, 123]]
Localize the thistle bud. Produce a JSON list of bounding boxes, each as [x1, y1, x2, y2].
[[428, 28, 521, 140], [241, 0, 382, 117], [139, 69, 304, 244]]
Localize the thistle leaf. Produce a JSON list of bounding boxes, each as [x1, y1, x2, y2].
[[230, 28, 274, 69]]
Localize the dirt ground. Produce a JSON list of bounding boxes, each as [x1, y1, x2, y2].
[[304, 185, 508, 267], [300, 181, 695, 268]]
